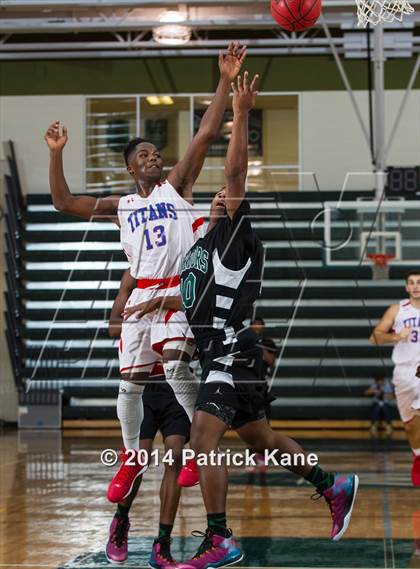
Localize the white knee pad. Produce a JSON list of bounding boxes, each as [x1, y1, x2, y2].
[[164, 361, 200, 422], [117, 381, 145, 451]]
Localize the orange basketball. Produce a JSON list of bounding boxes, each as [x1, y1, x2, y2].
[[271, 0, 321, 31]]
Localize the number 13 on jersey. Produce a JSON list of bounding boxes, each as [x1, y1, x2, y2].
[[144, 225, 167, 251]]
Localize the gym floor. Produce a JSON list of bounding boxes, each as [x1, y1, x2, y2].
[[0, 429, 419, 569]]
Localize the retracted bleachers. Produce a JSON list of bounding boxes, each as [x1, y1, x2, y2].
[[3, 141, 25, 392], [3, 142, 63, 427], [21, 187, 414, 425]]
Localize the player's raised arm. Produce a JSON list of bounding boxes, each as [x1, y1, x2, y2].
[[167, 42, 246, 203], [45, 121, 119, 220], [109, 270, 137, 338], [369, 303, 410, 345], [224, 71, 259, 219]]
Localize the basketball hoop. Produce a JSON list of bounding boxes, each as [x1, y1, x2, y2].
[[367, 253, 395, 280], [356, 0, 414, 27]]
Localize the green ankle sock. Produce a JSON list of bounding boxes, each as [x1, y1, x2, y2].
[[305, 465, 334, 491], [158, 523, 173, 539], [207, 513, 230, 537]]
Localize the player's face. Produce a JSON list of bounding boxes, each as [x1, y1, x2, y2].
[[251, 320, 264, 335], [127, 142, 163, 183], [406, 275, 420, 299], [209, 189, 227, 224]]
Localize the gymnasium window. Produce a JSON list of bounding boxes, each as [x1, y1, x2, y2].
[[85, 94, 300, 193]]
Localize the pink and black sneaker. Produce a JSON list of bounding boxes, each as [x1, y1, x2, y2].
[[315, 473, 359, 541], [177, 458, 199, 488], [149, 536, 177, 569], [107, 448, 148, 503], [175, 529, 243, 569], [105, 514, 130, 564]]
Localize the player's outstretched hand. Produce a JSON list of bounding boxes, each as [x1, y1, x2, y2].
[[219, 41, 247, 82], [45, 121, 68, 152], [231, 71, 259, 113]]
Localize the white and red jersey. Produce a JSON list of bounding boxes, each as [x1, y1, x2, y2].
[[118, 180, 204, 297], [392, 299, 420, 364]]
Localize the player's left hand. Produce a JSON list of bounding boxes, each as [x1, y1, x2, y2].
[[219, 41, 247, 82], [231, 71, 259, 113], [123, 299, 158, 320]]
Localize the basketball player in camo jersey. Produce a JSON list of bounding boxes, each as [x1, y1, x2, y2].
[[370, 271, 420, 486], [157, 71, 358, 569]]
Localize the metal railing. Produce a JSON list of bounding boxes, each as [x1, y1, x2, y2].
[[3, 140, 24, 389]]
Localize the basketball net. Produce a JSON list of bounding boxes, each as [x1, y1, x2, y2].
[[367, 253, 395, 280], [356, 0, 414, 26]]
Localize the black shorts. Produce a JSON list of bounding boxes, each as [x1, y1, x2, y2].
[[140, 377, 190, 441], [195, 330, 272, 429], [195, 381, 266, 429]]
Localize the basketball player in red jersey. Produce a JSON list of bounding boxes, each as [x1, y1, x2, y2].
[[44, 42, 247, 504], [370, 271, 420, 486]]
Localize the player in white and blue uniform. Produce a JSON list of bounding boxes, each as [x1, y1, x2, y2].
[[45, 43, 247, 518], [370, 272, 420, 486]]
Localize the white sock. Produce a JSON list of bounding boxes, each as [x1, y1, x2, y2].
[[164, 361, 200, 422], [117, 380, 145, 451]]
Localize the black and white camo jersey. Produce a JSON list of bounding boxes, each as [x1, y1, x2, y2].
[[180, 199, 264, 347]]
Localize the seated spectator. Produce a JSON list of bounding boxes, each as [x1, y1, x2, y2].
[[365, 375, 394, 436], [250, 316, 265, 337]]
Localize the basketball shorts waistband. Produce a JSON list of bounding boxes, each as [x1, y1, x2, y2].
[[136, 275, 180, 290]]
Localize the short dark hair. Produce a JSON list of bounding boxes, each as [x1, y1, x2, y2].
[[405, 271, 420, 282], [252, 316, 265, 326], [261, 337, 279, 355], [123, 137, 152, 167]]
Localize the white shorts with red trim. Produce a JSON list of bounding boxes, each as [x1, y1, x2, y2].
[[392, 363, 420, 423], [119, 311, 160, 375], [150, 308, 195, 355], [118, 286, 195, 373]]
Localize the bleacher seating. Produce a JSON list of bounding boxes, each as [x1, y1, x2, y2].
[[3, 141, 25, 391], [19, 188, 418, 424]]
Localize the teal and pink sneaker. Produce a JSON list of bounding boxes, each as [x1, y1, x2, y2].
[[105, 514, 130, 564], [317, 473, 359, 541], [175, 529, 243, 569], [149, 536, 177, 569]]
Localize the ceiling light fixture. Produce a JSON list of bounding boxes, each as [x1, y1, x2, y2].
[[146, 96, 160, 105], [159, 10, 186, 23], [153, 24, 191, 46], [160, 96, 174, 105], [146, 96, 175, 106]]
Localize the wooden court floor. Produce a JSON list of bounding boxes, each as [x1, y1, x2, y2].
[[0, 428, 419, 569]]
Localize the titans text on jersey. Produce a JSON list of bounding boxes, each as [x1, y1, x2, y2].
[[127, 202, 178, 233]]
